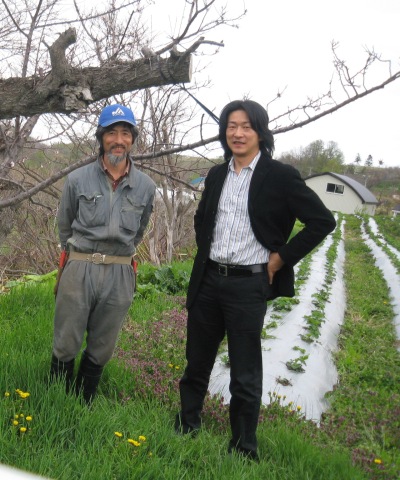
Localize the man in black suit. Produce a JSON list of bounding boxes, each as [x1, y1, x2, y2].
[[175, 100, 336, 460]]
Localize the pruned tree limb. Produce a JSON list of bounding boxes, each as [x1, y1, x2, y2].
[[0, 28, 193, 119]]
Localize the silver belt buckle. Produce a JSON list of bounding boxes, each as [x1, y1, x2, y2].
[[91, 253, 105, 264], [218, 264, 228, 276]]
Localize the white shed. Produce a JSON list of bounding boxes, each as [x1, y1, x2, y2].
[[392, 204, 400, 217], [305, 172, 378, 215]]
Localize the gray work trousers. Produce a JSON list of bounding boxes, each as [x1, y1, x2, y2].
[[52, 259, 135, 365]]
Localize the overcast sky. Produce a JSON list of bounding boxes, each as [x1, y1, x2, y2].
[[149, 0, 400, 167]]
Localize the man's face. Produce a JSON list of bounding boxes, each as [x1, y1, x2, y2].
[[226, 109, 260, 160], [103, 124, 134, 165]]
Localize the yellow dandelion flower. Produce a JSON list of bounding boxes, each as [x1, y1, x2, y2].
[[374, 458, 382, 465], [14, 414, 19, 419], [4, 392, 10, 397], [16, 389, 29, 398], [138, 435, 146, 442], [168, 363, 174, 368], [277, 394, 282, 399], [19, 427, 27, 433], [26, 416, 32, 422], [20, 414, 25, 418], [127, 439, 141, 447], [297, 406, 301, 411], [12, 420, 19, 426], [175, 366, 180, 370], [114, 432, 123, 438]]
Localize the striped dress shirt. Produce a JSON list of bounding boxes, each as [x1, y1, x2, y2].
[[209, 152, 270, 265]]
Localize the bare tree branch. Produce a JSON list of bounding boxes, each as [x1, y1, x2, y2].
[[0, 131, 216, 208], [273, 70, 400, 134]]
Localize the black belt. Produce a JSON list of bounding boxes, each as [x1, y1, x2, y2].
[[207, 259, 266, 277]]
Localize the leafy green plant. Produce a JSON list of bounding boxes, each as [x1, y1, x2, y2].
[[264, 320, 278, 329], [299, 332, 315, 343], [220, 354, 230, 367], [299, 214, 343, 343], [135, 263, 191, 298], [261, 329, 276, 340], [292, 345, 306, 354], [272, 297, 299, 312], [1, 271, 57, 293], [286, 354, 309, 373]]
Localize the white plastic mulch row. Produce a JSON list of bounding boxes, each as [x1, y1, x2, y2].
[[364, 218, 400, 346], [209, 216, 400, 422]]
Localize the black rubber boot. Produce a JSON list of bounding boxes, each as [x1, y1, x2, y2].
[[174, 412, 200, 437], [49, 354, 75, 394], [75, 352, 104, 405]]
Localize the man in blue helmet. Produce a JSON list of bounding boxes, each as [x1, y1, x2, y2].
[[49, 104, 156, 404]]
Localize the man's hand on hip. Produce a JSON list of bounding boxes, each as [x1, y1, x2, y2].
[[267, 252, 284, 285]]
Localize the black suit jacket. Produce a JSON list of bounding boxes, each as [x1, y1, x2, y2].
[[186, 152, 336, 308]]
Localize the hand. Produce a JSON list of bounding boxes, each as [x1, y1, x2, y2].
[[267, 252, 284, 285]]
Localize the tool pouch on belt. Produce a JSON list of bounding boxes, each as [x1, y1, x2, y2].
[[132, 259, 138, 293], [54, 250, 69, 297]]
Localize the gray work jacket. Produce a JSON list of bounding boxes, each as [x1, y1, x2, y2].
[[58, 156, 156, 256]]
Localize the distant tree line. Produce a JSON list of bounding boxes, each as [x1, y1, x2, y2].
[[275, 140, 400, 190], [276, 140, 345, 178]]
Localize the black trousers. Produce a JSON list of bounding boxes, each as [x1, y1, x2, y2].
[[179, 267, 268, 455]]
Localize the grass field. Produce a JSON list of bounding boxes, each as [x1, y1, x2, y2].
[[0, 214, 399, 479]]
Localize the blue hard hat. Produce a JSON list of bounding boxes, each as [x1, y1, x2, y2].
[[98, 104, 137, 127]]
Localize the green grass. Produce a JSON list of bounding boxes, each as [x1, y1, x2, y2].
[[1, 281, 366, 480], [1, 216, 399, 480], [374, 215, 400, 251]]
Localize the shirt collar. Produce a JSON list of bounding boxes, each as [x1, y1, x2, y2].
[[228, 151, 261, 172]]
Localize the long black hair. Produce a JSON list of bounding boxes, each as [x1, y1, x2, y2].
[[218, 100, 274, 161]]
